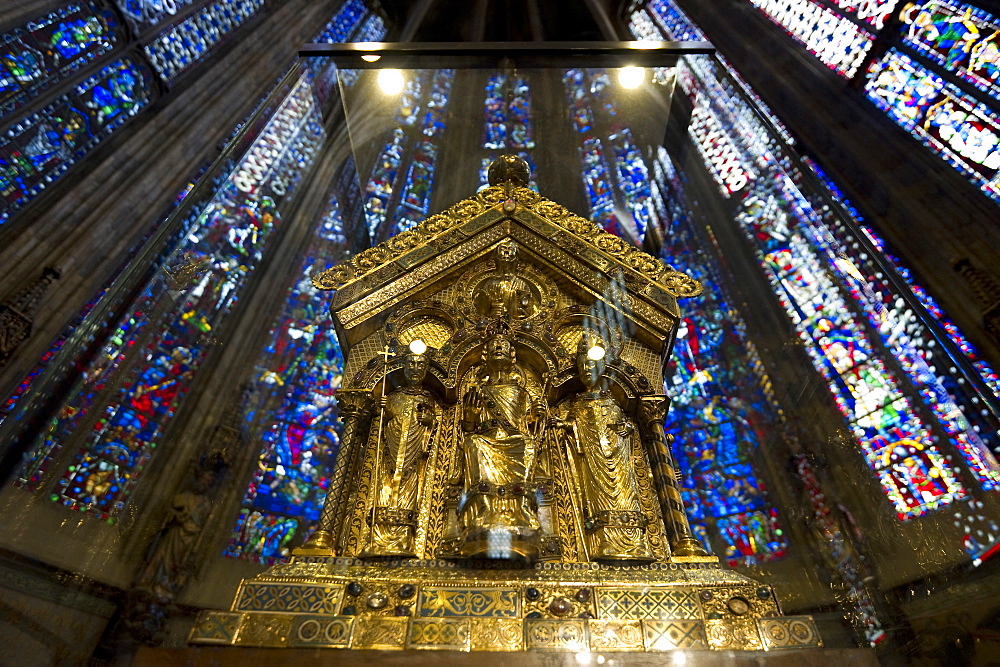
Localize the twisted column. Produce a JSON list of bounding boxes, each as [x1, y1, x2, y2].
[[294, 390, 372, 555], [637, 395, 708, 558]]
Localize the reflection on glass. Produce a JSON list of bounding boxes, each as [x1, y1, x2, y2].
[[15, 77, 324, 521], [226, 189, 348, 563]]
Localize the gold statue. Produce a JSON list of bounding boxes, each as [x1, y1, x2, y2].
[[554, 334, 654, 562], [193, 157, 823, 654], [456, 333, 546, 560], [366, 352, 438, 556], [472, 241, 537, 321]]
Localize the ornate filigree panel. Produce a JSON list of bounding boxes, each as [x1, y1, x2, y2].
[[234, 582, 343, 614], [341, 581, 417, 618], [632, 435, 670, 562], [418, 587, 520, 618], [470, 618, 523, 650], [757, 616, 823, 650], [706, 618, 763, 651], [620, 338, 663, 385], [352, 617, 409, 649], [188, 611, 243, 645], [338, 225, 504, 328], [524, 618, 589, 650], [521, 585, 597, 619], [698, 586, 780, 619], [589, 620, 645, 651], [407, 618, 471, 650], [416, 405, 460, 558], [288, 615, 353, 648], [641, 620, 707, 650], [344, 331, 387, 388], [236, 613, 292, 647], [596, 587, 702, 620]]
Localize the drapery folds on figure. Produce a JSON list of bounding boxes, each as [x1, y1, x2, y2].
[[552, 333, 655, 562], [457, 333, 546, 560], [365, 353, 438, 556]]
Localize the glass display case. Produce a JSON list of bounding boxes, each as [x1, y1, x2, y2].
[[0, 35, 998, 664]]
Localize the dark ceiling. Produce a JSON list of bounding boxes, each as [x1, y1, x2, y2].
[[378, 0, 623, 41]]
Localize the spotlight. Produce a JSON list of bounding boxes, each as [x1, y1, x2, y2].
[[361, 54, 380, 62], [378, 68, 404, 94], [587, 345, 606, 361], [618, 66, 645, 89], [408, 338, 427, 355]]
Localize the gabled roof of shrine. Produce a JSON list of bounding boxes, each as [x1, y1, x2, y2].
[[313, 168, 702, 345]]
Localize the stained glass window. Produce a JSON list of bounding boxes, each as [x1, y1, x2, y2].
[[653, 149, 788, 566], [801, 158, 1000, 485], [682, 27, 1000, 509], [634, 0, 1000, 519], [647, 0, 707, 39], [0, 2, 121, 119], [562, 68, 646, 242], [688, 100, 755, 196], [743, 0, 876, 77], [15, 75, 324, 521], [389, 70, 452, 235], [479, 73, 538, 191], [828, 0, 901, 29], [365, 128, 406, 238], [226, 188, 349, 563], [113, 0, 197, 35], [899, 0, 1000, 102], [636, 2, 795, 143], [738, 182, 971, 518], [865, 48, 1000, 201], [353, 13, 387, 42], [0, 56, 155, 227], [314, 0, 368, 43], [364, 69, 454, 241], [143, 0, 265, 84]]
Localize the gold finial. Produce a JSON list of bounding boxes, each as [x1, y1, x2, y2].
[[487, 154, 530, 187]]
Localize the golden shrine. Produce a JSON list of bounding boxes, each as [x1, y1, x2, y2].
[[188, 156, 822, 653]]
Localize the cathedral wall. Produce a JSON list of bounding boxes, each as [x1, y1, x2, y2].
[[671, 0, 1000, 368], [0, 556, 117, 665], [0, 0, 345, 408]]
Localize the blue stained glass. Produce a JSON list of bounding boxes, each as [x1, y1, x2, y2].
[[228, 510, 299, 563], [646, 0, 706, 39], [397, 141, 437, 214], [482, 74, 535, 150], [365, 129, 406, 237], [227, 185, 350, 563], [0, 2, 120, 119], [900, 0, 1000, 102], [366, 69, 454, 241], [17, 76, 324, 520], [314, 0, 367, 42], [143, 0, 264, 83], [353, 13, 387, 42], [865, 49, 1000, 202], [0, 56, 155, 227], [739, 181, 970, 518], [113, 0, 197, 34], [654, 147, 788, 566], [563, 68, 650, 241]]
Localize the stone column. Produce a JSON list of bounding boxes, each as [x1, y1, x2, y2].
[[294, 390, 372, 555], [637, 395, 709, 558]]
